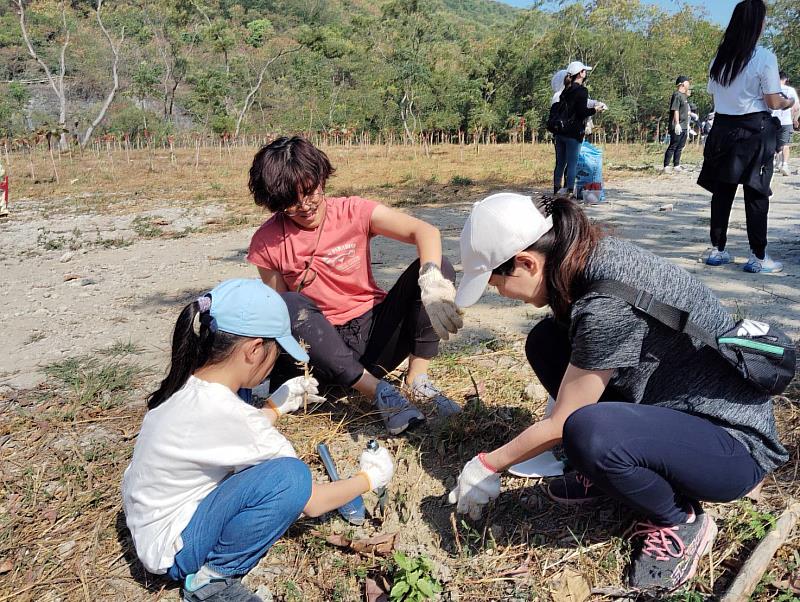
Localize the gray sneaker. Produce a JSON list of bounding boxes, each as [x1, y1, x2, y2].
[[374, 380, 425, 435], [410, 374, 462, 417], [627, 509, 717, 592], [183, 576, 261, 602]]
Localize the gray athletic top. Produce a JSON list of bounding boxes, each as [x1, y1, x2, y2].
[[568, 237, 788, 473]]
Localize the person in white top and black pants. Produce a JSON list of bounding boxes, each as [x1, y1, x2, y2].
[[697, 0, 795, 274]]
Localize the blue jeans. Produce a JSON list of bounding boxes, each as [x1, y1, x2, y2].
[[553, 135, 582, 192], [167, 457, 312, 580]]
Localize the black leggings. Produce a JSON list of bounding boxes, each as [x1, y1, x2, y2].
[[710, 182, 769, 259], [270, 258, 455, 389], [526, 318, 764, 525]]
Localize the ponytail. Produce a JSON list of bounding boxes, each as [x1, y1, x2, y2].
[[529, 197, 604, 323], [563, 73, 577, 90], [146, 296, 241, 410]]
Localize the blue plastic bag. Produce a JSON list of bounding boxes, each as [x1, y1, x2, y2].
[[576, 141, 605, 203]]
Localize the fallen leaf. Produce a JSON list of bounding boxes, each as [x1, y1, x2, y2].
[[63, 273, 80, 282], [365, 577, 388, 602], [0, 558, 12, 574], [309, 529, 351, 548], [551, 569, 591, 602], [351, 532, 398, 557], [42, 508, 58, 524]]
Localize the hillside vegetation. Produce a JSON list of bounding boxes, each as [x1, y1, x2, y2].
[[0, 0, 797, 145]]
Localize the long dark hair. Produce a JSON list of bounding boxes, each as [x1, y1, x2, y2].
[[530, 197, 603, 322], [710, 0, 766, 87], [147, 297, 273, 410], [562, 72, 581, 91]]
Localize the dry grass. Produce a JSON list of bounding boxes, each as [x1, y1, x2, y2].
[[1, 337, 797, 601], [5, 141, 703, 220], [1, 142, 797, 602]]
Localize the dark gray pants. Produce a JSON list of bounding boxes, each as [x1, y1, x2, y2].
[[270, 258, 455, 389]]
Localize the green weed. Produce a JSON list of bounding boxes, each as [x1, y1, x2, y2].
[[450, 175, 474, 186], [43, 355, 144, 409], [389, 552, 442, 601], [735, 499, 776, 543], [132, 215, 164, 238], [97, 340, 143, 357]]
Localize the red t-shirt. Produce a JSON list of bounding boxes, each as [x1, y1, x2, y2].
[[247, 196, 387, 326]]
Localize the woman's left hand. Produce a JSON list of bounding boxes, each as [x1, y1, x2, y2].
[[418, 264, 464, 340]]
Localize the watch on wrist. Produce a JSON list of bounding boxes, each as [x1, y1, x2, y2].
[[419, 261, 439, 276]]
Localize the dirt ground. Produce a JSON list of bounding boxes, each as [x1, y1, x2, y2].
[[1, 145, 799, 601]]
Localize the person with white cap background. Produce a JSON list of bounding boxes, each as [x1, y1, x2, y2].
[[551, 61, 606, 195], [123, 278, 394, 602], [447, 193, 786, 592]]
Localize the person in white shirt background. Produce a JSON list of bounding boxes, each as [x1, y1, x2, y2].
[[698, 0, 795, 274], [122, 278, 394, 602], [772, 71, 800, 176]]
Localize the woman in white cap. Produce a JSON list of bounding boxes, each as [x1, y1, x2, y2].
[[552, 61, 606, 195], [448, 193, 786, 593], [123, 278, 394, 602]]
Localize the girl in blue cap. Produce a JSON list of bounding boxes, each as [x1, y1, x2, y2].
[[123, 278, 394, 602]]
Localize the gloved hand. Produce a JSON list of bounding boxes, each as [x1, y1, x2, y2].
[[447, 454, 501, 520], [418, 264, 464, 341], [267, 376, 325, 415], [358, 446, 395, 490], [674, 123, 683, 136]]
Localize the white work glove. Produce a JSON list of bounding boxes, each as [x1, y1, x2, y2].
[[673, 123, 683, 136], [267, 376, 325, 415], [418, 263, 464, 341], [358, 446, 395, 490], [448, 454, 501, 520], [595, 101, 607, 111]]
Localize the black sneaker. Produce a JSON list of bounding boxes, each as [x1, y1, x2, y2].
[[627, 509, 717, 592], [546, 471, 607, 505], [183, 576, 262, 602]]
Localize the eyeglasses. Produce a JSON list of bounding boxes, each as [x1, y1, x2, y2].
[[284, 191, 325, 216], [491, 256, 516, 277]]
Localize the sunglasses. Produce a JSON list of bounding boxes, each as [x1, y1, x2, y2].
[[284, 191, 325, 216]]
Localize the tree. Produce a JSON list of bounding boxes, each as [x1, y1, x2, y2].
[[15, 0, 71, 148], [81, 0, 125, 148]]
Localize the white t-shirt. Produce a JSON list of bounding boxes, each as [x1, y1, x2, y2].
[[772, 84, 799, 126], [707, 46, 781, 115], [122, 376, 297, 574]]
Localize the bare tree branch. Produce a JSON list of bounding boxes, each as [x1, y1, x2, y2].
[[234, 45, 301, 137], [16, 0, 70, 148], [81, 0, 124, 148]]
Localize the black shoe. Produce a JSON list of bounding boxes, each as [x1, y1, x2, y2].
[[546, 471, 607, 505]]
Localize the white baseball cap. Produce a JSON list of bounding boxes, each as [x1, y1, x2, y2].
[[551, 69, 568, 93], [566, 61, 592, 76], [455, 193, 553, 308]]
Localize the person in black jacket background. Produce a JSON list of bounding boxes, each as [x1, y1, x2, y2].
[[553, 61, 606, 195]]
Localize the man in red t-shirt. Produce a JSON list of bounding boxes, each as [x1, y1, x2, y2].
[[247, 136, 463, 435]]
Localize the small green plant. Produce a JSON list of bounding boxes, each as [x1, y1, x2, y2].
[[450, 175, 474, 186], [735, 499, 776, 543], [98, 340, 143, 357], [43, 355, 144, 409], [132, 215, 164, 238], [390, 551, 442, 601]]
